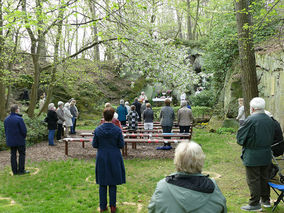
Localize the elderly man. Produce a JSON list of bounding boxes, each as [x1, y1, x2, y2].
[[148, 141, 227, 213], [4, 105, 29, 175], [237, 97, 275, 211]]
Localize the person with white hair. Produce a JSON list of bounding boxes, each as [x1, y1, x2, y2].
[[177, 101, 194, 134], [125, 101, 131, 114], [63, 102, 73, 136], [237, 97, 275, 211], [46, 103, 58, 146], [56, 101, 65, 140], [148, 141, 227, 213], [116, 99, 128, 126], [236, 98, 245, 125]]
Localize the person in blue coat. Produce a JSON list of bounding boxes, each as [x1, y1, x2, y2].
[[4, 104, 29, 175], [116, 99, 128, 127], [92, 107, 125, 213]]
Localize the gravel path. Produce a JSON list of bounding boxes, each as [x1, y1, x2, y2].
[[0, 130, 175, 171]]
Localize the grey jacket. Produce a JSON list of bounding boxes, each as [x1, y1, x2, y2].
[[70, 105, 79, 118], [177, 106, 194, 126], [56, 107, 65, 124], [143, 108, 154, 123], [148, 172, 227, 213], [160, 106, 175, 127]]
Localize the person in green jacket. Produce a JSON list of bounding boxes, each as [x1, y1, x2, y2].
[[237, 97, 275, 211], [148, 141, 227, 213]]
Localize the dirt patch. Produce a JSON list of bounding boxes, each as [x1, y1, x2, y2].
[[0, 130, 175, 171]]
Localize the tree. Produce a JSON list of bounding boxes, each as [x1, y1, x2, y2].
[[235, 0, 259, 116], [0, 0, 5, 120]]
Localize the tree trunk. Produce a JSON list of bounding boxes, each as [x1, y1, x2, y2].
[[235, 0, 259, 116], [89, 0, 100, 61], [186, 0, 192, 40], [176, 8, 183, 39], [0, 0, 6, 120], [192, 0, 200, 40]]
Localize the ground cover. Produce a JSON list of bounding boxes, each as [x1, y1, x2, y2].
[[0, 129, 283, 212]]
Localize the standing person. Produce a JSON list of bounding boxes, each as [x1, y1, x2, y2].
[[132, 98, 142, 122], [92, 107, 125, 213], [143, 103, 154, 130], [56, 101, 65, 140], [125, 101, 131, 114], [46, 103, 58, 146], [148, 141, 227, 213], [177, 101, 194, 134], [140, 100, 148, 120], [4, 104, 29, 175], [63, 102, 73, 136], [236, 98, 245, 125], [39, 95, 45, 110], [116, 99, 128, 127], [159, 98, 175, 149], [70, 100, 79, 134], [139, 91, 148, 102], [127, 105, 139, 132], [237, 97, 274, 211]]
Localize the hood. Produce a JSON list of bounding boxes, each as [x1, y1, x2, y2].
[[97, 123, 118, 137], [165, 173, 215, 212]]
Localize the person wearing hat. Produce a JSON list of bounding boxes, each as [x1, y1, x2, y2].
[[116, 99, 128, 127], [56, 101, 65, 140]]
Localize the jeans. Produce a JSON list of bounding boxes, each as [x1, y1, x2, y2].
[[71, 117, 76, 134], [48, 130, 56, 145], [99, 185, 117, 210], [10, 146, 26, 175], [162, 126, 172, 145]]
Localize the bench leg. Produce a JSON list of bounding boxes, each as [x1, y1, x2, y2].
[[125, 142, 127, 156], [65, 141, 68, 155], [82, 141, 85, 148]]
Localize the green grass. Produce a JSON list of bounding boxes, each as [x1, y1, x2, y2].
[[0, 128, 283, 213]]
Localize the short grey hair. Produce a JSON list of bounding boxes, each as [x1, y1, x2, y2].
[[120, 99, 124, 105], [105, 102, 111, 108], [174, 141, 205, 174], [10, 104, 19, 113], [250, 97, 265, 110], [48, 103, 55, 110], [58, 101, 64, 107], [181, 101, 187, 107]]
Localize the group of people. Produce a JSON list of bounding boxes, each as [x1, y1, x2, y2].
[[45, 98, 79, 146], [3, 95, 284, 212], [92, 106, 226, 213]]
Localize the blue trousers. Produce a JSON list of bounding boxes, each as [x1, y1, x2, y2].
[[10, 146, 26, 175], [99, 185, 117, 210], [71, 117, 76, 134], [48, 130, 55, 145]]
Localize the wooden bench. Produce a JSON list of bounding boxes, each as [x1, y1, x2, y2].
[[62, 138, 91, 156]]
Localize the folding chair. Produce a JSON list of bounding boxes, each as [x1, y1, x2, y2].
[[268, 182, 284, 211]]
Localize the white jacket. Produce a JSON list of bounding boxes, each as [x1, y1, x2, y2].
[[63, 106, 73, 127]]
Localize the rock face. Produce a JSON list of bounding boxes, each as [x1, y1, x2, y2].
[[221, 40, 284, 129]]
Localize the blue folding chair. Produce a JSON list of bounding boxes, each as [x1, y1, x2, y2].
[[268, 182, 284, 211]]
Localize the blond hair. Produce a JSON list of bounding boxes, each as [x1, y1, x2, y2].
[[174, 141, 205, 174]]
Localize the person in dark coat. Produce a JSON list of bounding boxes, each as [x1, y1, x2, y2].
[[237, 97, 274, 211], [46, 103, 58, 146], [92, 107, 125, 213], [4, 104, 29, 175], [132, 98, 141, 122], [116, 99, 128, 126]]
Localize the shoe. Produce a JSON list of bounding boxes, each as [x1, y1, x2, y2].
[[261, 200, 271, 208], [110, 206, 116, 213], [100, 207, 108, 212], [241, 204, 262, 211], [18, 170, 30, 175]]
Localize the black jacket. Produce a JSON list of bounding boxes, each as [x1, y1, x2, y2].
[[47, 110, 58, 130]]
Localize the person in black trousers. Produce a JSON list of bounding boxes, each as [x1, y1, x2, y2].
[[4, 104, 29, 175]]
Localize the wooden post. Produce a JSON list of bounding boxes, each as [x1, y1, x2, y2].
[[65, 141, 68, 155]]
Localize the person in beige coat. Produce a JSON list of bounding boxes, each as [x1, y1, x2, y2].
[[63, 102, 73, 135], [177, 101, 194, 134]]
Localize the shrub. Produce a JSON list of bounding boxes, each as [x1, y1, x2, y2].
[[216, 127, 236, 135], [0, 115, 48, 150]]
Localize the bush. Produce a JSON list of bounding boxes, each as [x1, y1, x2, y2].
[[216, 127, 236, 135], [0, 115, 48, 150], [189, 90, 216, 107]]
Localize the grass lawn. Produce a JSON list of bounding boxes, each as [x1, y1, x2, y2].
[[0, 128, 283, 212]]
